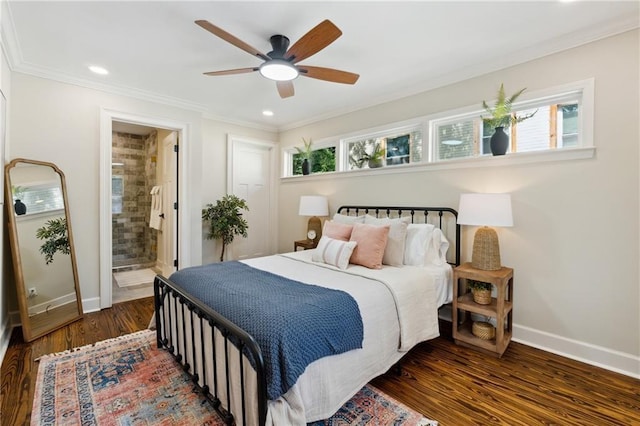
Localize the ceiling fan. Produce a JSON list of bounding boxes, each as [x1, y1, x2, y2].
[[195, 19, 360, 99]]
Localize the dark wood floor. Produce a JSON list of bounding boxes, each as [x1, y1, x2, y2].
[[2, 297, 638, 425]]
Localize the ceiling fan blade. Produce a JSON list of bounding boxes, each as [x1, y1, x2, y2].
[[299, 66, 359, 84], [203, 67, 257, 76], [195, 20, 270, 61], [285, 20, 342, 64], [277, 81, 295, 98]]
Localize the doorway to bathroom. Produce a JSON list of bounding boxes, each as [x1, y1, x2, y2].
[[110, 122, 177, 304]]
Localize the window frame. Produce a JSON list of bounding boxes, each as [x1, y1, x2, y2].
[[281, 78, 594, 179], [283, 137, 340, 177]]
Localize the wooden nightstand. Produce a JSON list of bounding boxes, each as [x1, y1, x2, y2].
[[452, 262, 514, 358], [294, 239, 318, 251]]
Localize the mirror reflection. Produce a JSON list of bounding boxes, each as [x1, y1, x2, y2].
[[5, 158, 82, 341]]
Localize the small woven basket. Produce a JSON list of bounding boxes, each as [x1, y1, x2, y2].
[[472, 288, 492, 305], [472, 321, 495, 340]]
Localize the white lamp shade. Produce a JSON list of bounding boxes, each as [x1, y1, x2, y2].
[[457, 193, 513, 227], [299, 195, 329, 217]]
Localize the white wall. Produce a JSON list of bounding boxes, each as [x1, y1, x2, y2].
[[278, 30, 640, 377], [0, 0, 13, 362], [200, 118, 277, 264]]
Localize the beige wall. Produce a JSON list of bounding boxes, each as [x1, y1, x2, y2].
[[278, 30, 640, 375], [200, 118, 277, 264]]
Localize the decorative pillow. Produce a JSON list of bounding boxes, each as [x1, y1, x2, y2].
[[362, 216, 409, 267], [403, 223, 436, 266], [349, 223, 390, 269], [312, 236, 357, 270], [322, 221, 354, 241], [332, 213, 366, 224]]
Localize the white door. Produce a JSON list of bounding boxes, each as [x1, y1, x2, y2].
[[157, 130, 178, 276], [228, 136, 275, 260]]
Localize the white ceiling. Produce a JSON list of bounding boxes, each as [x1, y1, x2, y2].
[[3, 1, 639, 131]]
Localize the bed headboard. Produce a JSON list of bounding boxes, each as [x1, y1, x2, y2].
[[336, 205, 460, 266]]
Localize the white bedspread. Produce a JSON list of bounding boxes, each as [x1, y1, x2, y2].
[[241, 251, 452, 424]]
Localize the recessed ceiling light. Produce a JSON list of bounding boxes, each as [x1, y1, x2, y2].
[[262, 110, 274, 117], [89, 65, 109, 75]]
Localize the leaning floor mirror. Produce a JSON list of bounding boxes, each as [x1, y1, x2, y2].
[[5, 158, 83, 342]]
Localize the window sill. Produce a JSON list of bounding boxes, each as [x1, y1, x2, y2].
[[280, 147, 595, 182]]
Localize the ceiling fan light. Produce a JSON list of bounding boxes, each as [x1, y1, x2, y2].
[[259, 59, 298, 81]]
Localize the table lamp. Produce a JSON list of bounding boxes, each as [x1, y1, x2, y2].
[[457, 193, 513, 270], [298, 195, 329, 243]]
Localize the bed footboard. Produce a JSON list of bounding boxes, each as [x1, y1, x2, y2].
[[154, 275, 268, 426]]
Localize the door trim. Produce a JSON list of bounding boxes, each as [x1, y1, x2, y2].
[[99, 108, 189, 309], [227, 134, 278, 257]]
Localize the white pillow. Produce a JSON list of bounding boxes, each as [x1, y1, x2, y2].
[[332, 213, 366, 224], [363, 215, 409, 266], [426, 228, 450, 266], [312, 236, 357, 270], [364, 214, 411, 225], [403, 223, 436, 266]]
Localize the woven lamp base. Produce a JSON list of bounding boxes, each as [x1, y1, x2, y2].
[[471, 226, 502, 270]]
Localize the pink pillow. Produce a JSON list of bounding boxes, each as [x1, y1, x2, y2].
[[349, 223, 390, 269], [323, 221, 354, 241]]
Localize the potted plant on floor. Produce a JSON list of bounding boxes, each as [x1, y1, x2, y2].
[[481, 84, 537, 156], [202, 194, 249, 262], [295, 138, 313, 175]]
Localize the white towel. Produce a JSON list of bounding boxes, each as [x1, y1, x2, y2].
[[149, 185, 163, 230]]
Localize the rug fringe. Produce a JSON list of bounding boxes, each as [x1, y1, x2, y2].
[[36, 329, 155, 362]]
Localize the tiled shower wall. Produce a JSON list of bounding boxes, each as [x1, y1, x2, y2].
[[112, 131, 158, 269]]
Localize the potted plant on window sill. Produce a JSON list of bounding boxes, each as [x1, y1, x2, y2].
[[295, 138, 313, 175], [482, 84, 537, 156], [349, 140, 385, 169]]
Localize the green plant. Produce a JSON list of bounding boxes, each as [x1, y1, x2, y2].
[[467, 279, 492, 292], [202, 194, 249, 262], [481, 83, 537, 128], [349, 140, 385, 168], [11, 185, 25, 200], [36, 217, 70, 265], [295, 137, 313, 160]]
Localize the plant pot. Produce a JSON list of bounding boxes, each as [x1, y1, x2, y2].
[[301, 158, 310, 175], [368, 159, 383, 168], [490, 126, 509, 156], [472, 288, 491, 305], [14, 199, 26, 215]]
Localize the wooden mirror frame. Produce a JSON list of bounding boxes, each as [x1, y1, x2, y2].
[[5, 158, 83, 341]]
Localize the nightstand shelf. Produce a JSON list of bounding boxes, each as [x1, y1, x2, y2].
[[294, 239, 318, 251], [452, 262, 514, 358]]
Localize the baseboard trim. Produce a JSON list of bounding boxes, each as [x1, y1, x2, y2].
[[0, 317, 13, 367], [437, 309, 639, 379], [82, 297, 102, 314], [513, 324, 639, 379]]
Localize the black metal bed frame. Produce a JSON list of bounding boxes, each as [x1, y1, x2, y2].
[[154, 205, 459, 426]]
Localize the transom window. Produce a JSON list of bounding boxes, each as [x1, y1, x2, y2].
[[282, 79, 592, 177], [432, 92, 582, 160]]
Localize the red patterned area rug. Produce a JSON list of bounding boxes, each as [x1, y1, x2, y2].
[[31, 330, 437, 425]]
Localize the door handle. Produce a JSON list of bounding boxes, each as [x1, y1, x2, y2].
[[159, 213, 165, 219]]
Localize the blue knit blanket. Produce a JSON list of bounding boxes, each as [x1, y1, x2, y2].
[[169, 261, 363, 400]]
